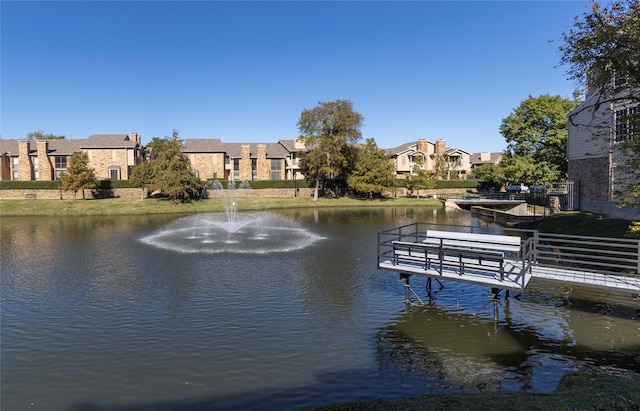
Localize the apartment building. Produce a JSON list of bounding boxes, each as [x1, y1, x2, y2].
[[0, 133, 144, 181]]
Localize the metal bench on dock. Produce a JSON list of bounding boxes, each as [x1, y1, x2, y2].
[[378, 222, 639, 309], [380, 229, 534, 293]]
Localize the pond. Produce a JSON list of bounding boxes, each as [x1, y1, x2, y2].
[[1, 206, 638, 411]]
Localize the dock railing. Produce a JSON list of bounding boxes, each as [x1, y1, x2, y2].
[[533, 232, 639, 277]]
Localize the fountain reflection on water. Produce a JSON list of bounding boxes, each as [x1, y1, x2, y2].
[[141, 180, 324, 254]]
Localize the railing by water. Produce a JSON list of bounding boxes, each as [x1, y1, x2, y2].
[[378, 223, 640, 293]]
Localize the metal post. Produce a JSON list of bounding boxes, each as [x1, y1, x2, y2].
[[293, 171, 297, 197]]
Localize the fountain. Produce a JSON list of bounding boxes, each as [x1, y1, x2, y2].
[[140, 180, 323, 253], [209, 179, 251, 233]]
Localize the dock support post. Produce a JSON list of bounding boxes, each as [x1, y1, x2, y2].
[[491, 288, 500, 322], [401, 274, 411, 304]]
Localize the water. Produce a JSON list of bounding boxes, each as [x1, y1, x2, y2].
[[1, 206, 638, 411]]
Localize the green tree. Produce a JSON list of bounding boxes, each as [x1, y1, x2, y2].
[[60, 151, 97, 199], [500, 154, 561, 187], [140, 131, 203, 204], [27, 130, 65, 139], [473, 163, 505, 191], [405, 157, 436, 197], [129, 161, 155, 197], [559, 0, 639, 103], [347, 138, 395, 198], [297, 99, 364, 201], [500, 94, 580, 178], [146, 136, 174, 157]]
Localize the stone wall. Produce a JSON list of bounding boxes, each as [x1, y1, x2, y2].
[[0, 187, 316, 200], [1, 187, 469, 200]]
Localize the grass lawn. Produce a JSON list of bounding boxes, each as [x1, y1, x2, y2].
[[0, 196, 441, 216]]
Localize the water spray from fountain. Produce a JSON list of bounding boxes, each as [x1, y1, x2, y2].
[[141, 179, 324, 253], [208, 180, 251, 233]]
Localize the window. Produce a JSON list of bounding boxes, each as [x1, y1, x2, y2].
[[615, 106, 639, 142], [55, 170, 64, 180], [32, 156, 39, 180], [270, 159, 282, 180], [192, 169, 199, 178], [55, 156, 67, 169], [232, 158, 240, 180], [251, 158, 257, 180], [11, 157, 18, 181], [108, 166, 121, 180]]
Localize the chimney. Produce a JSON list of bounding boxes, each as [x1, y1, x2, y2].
[[435, 139, 446, 157], [17, 140, 32, 180], [36, 140, 53, 180], [417, 139, 429, 153], [130, 132, 141, 145], [240, 144, 251, 181]]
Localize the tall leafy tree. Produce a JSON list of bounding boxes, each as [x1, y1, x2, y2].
[[131, 131, 203, 203], [500, 94, 580, 178], [404, 155, 436, 197], [297, 99, 364, 201], [27, 130, 65, 139], [559, 0, 640, 206], [473, 163, 505, 191], [500, 154, 561, 187], [559, 0, 639, 102], [347, 138, 395, 198], [60, 151, 97, 199], [129, 161, 155, 197]]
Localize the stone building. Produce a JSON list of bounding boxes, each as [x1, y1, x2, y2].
[[386, 138, 471, 179], [0, 133, 144, 181], [182, 139, 294, 181]]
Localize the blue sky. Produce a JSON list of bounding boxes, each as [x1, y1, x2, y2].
[[2, 1, 590, 153]]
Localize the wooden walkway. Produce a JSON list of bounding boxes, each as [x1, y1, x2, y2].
[[377, 223, 640, 297]]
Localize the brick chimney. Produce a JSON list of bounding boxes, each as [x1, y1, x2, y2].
[[130, 132, 141, 145], [36, 140, 53, 180], [257, 144, 268, 180], [435, 139, 446, 157], [240, 144, 251, 181], [17, 140, 32, 180]]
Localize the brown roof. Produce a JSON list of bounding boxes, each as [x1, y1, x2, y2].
[[385, 141, 427, 156], [221, 142, 290, 158], [83, 134, 138, 148], [182, 139, 224, 152], [0, 139, 84, 155]]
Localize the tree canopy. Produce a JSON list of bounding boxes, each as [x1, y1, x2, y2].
[[559, 0, 639, 102], [500, 94, 581, 179], [27, 130, 65, 140], [60, 151, 97, 199], [297, 100, 364, 200], [130, 131, 204, 203], [347, 138, 395, 198]]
